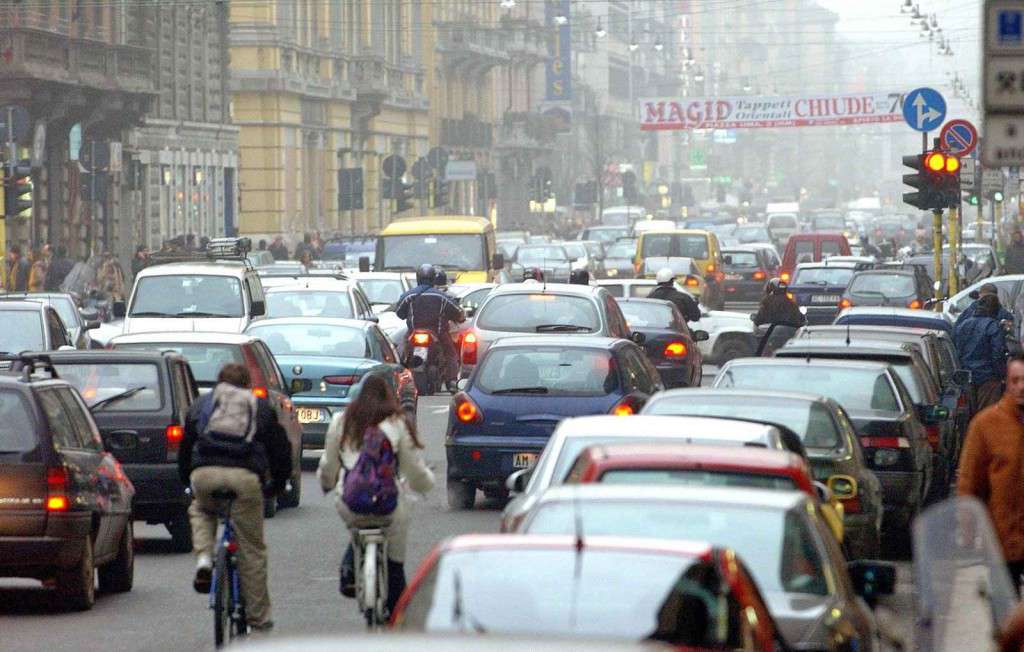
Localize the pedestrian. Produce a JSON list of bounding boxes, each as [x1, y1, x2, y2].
[[130, 244, 148, 277], [258, 239, 268, 252], [5, 245, 30, 292], [294, 233, 314, 262], [648, 267, 701, 322], [1006, 230, 1024, 275], [178, 363, 292, 634], [45, 246, 75, 292], [954, 294, 1009, 414], [96, 252, 127, 302], [268, 235, 288, 261], [185, 233, 196, 252], [956, 283, 1014, 329], [958, 353, 1024, 594], [27, 247, 47, 292]]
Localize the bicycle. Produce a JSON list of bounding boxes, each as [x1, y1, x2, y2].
[[351, 525, 389, 628], [208, 489, 248, 647]]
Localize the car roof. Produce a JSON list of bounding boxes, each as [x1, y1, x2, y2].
[[617, 298, 672, 307], [537, 484, 807, 512], [779, 339, 914, 356], [349, 272, 405, 280], [111, 331, 258, 345], [581, 443, 807, 474], [246, 317, 372, 330], [42, 350, 181, 363], [0, 300, 46, 311], [554, 415, 781, 441], [381, 215, 491, 235], [650, 387, 829, 405], [135, 261, 249, 277], [0, 292, 73, 301], [488, 335, 625, 350], [488, 282, 605, 298], [721, 244, 764, 253], [441, 533, 712, 557], [724, 356, 892, 372], [839, 306, 949, 320], [801, 324, 944, 340], [851, 269, 914, 277], [263, 278, 354, 292], [795, 260, 859, 270]]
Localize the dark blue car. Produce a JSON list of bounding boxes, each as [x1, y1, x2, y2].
[[788, 261, 868, 325], [445, 335, 664, 510]]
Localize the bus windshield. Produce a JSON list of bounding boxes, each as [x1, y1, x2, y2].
[[377, 234, 485, 271]]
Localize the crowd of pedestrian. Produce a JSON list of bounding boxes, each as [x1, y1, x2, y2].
[[256, 231, 326, 263]]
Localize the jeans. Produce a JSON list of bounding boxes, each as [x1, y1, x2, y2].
[[341, 543, 406, 614]]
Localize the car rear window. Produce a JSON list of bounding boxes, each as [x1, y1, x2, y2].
[[820, 240, 843, 256], [641, 234, 709, 259], [358, 279, 404, 305], [0, 390, 36, 451], [598, 468, 798, 491], [0, 311, 45, 353], [792, 268, 854, 286], [849, 274, 915, 298], [266, 290, 354, 319], [604, 241, 636, 258], [475, 347, 616, 396], [247, 324, 369, 358], [55, 363, 163, 411], [716, 365, 899, 413], [618, 302, 675, 329], [113, 343, 244, 385], [769, 215, 797, 229], [476, 294, 599, 333], [793, 240, 815, 261], [724, 252, 759, 268]]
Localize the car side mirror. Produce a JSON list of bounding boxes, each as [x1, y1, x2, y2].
[[631, 331, 646, 345], [827, 474, 858, 500], [692, 330, 710, 342], [952, 369, 972, 386], [506, 468, 531, 495], [112, 301, 126, 319], [456, 378, 469, 392], [251, 299, 266, 317], [916, 403, 949, 425], [491, 253, 505, 270], [847, 560, 896, 604], [358, 256, 371, 273], [85, 319, 102, 330]]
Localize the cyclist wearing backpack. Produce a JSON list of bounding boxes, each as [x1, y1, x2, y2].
[[317, 374, 434, 615], [178, 363, 293, 633]]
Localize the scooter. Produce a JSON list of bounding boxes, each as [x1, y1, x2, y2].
[[752, 307, 806, 357], [406, 329, 444, 396]]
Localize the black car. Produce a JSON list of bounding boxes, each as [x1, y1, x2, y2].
[[841, 269, 932, 310], [46, 350, 199, 551], [0, 355, 134, 610], [601, 238, 638, 279], [721, 245, 772, 302], [0, 300, 77, 355], [615, 298, 707, 388]]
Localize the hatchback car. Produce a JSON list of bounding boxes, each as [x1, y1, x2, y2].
[[615, 298, 706, 388], [0, 300, 76, 354], [392, 534, 785, 651], [447, 336, 662, 509], [46, 350, 200, 551], [720, 246, 772, 302], [841, 270, 931, 311], [641, 388, 884, 559], [521, 486, 894, 652], [0, 355, 134, 610]]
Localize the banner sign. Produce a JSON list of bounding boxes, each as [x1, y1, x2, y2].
[[640, 92, 907, 131], [545, 0, 572, 101]]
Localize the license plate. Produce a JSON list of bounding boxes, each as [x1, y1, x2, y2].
[[297, 407, 326, 424], [811, 295, 841, 304], [512, 452, 538, 469], [724, 273, 742, 280]]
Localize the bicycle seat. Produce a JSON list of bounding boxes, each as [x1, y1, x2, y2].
[[211, 489, 238, 501]]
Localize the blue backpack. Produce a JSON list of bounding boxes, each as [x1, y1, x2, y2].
[[342, 425, 399, 516]]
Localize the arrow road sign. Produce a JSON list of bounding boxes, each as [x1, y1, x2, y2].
[[940, 119, 979, 157], [903, 87, 947, 132]]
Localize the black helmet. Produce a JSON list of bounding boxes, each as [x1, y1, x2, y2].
[[416, 263, 436, 286], [569, 269, 590, 285], [523, 267, 545, 282], [766, 277, 788, 295], [434, 269, 448, 287]]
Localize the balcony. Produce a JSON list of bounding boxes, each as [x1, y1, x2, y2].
[[351, 54, 391, 103], [440, 115, 493, 150], [495, 111, 556, 153], [499, 16, 553, 64], [434, 23, 509, 74]]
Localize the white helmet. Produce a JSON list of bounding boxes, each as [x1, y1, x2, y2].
[[656, 267, 674, 284]]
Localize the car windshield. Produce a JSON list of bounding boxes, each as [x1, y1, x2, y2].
[[585, 227, 630, 243], [0, 311, 44, 352], [358, 279, 405, 305], [723, 251, 759, 268], [114, 342, 244, 385], [849, 274, 914, 298], [618, 302, 675, 329], [517, 245, 569, 264], [526, 502, 827, 596], [563, 243, 587, 259], [55, 363, 162, 411], [475, 347, 617, 396], [476, 294, 599, 333], [418, 548, 695, 637], [641, 234, 709, 259], [769, 215, 797, 228], [716, 364, 900, 413], [605, 240, 636, 258], [813, 216, 845, 230], [0, 390, 36, 452], [644, 396, 843, 451], [130, 275, 244, 318], [598, 468, 798, 491], [378, 234, 484, 271], [266, 290, 354, 319], [582, 242, 603, 258], [792, 267, 855, 286], [734, 226, 771, 243], [247, 324, 368, 358]]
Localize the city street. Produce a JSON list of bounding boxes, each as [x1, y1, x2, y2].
[[1, 374, 917, 651]]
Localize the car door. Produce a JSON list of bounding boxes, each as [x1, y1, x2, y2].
[[46, 309, 72, 350], [601, 293, 631, 339], [252, 340, 300, 450]]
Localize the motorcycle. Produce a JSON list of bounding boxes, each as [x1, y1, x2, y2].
[[406, 329, 444, 396]]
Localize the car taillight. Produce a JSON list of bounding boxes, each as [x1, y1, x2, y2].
[[838, 298, 852, 309], [752, 270, 766, 280], [925, 424, 940, 450], [166, 424, 184, 452], [860, 436, 910, 449], [610, 397, 638, 416], [780, 272, 790, 282], [411, 330, 432, 346], [664, 341, 687, 358], [840, 495, 862, 514], [908, 299, 922, 310], [252, 386, 268, 399], [706, 264, 716, 274], [323, 374, 361, 386], [453, 392, 483, 424], [684, 276, 700, 287], [786, 292, 795, 301], [461, 332, 478, 366], [46, 466, 69, 512]]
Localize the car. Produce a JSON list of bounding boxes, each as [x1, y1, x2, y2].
[[0, 354, 134, 610], [597, 238, 638, 279], [245, 317, 417, 454], [1, 292, 102, 349], [0, 299, 77, 354], [835, 306, 953, 335], [600, 205, 646, 228], [943, 274, 1024, 325], [349, 271, 412, 313], [519, 486, 894, 652], [392, 533, 786, 651], [951, 243, 1000, 279], [714, 357, 933, 542], [562, 241, 604, 279], [374, 215, 505, 284], [459, 282, 635, 379], [731, 224, 773, 245], [108, 331, 305, 513], [640, 388, 885, 559], [615, 298, 706, 388], [263, 277, 378, 322], [596, 279, 756, 363], [766, 212, 799, 243], [43, 350, 200, 550], [840, 269, 931, 311], [807, 211, 846, 234], [787, 259, 871, 325], [578, 224, 632, 245], [720, 245, 772, 302], [779, 233, 852, 283], [510, 243, 575, 283], [446, 336, 663, 509], [633, 229, 725, 309], [904, 253, 987, 295], [500, 415, 799, 533]]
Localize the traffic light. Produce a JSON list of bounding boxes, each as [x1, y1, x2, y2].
[[395, 179, 414, 213], [4, 160, 32, 219], [994, 190, 1005, 203], [968, 193, 979, 206], [622, 170, 638, 205], [338, 167, 364, 211], [432, 178, 450, 208], [902, 150, 960, 210]]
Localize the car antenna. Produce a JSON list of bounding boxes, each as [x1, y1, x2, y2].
[[846, 319, 851, 347], [569, 488, 584, 631]]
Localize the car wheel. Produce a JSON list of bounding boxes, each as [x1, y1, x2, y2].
[[264, 495, 278, 519], [57, 537, 95, 611], [167, 513, 193, 553], [446, 478, 475, 510], [714, 336, 754, 363], [98, 521, 134, 593], [278, 472, 302, 509]]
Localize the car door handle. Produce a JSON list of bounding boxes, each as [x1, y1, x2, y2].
[[107, 430, 140, 450]]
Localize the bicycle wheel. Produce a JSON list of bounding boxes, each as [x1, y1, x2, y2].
[[375, 541, 389, 626], [213, 547, 230, 648], [361, 541, 378, 628], [229, 556, 248, 642]]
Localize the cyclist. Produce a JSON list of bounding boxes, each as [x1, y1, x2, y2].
[[178, 363, 293, 634], [317, 374, 434, 616]]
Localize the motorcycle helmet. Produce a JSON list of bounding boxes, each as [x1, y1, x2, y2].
[[434, 269, 449, 288], [523, 267, 545, 282], [766, 277, 788, 295], [569, 269, 590, 285], [655, 267, 675, 284], [416, 263, 436, 286]]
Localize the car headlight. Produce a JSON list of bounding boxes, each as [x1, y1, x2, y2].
[[606, 268, 618, 276], [873, 449, 901, 467]]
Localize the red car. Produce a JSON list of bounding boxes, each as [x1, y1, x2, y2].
[[392, 534, 784, 651], [779, 233, 851, 283]]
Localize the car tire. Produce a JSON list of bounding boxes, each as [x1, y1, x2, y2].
[[57, 537, 95, 611], [446, 478, 475, 510], [167, 514, 193, 553], [714, 336, 754, 363], [98, 521, 134, 593], [264, 495, 278, 519], [278, 472, 302, 509]]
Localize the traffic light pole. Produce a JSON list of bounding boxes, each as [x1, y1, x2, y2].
[[947, 205, 959, 296], [2, 105, 12, 265], [932, 209, 943, 305]]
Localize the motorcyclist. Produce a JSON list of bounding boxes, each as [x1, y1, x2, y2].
[[523, 267, 545, 282], [752, 278, 806, 328], [648, 267, 701, 322], [394, 264, 465, 390]]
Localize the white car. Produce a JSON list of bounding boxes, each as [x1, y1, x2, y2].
[[595, 279, 755, 363]]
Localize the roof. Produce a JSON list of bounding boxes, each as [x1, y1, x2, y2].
[[851, 269, 915, 277], [0, 300, 46, 312], [134, 260, 250, 278], [638, 229, 709, 237], [580, 443, 807, 475], [778, 339, 914, 357], [235, 634, 673, 652], [489, 282, 604, 298], [379, 215, 491, 235], [801, 324, 940, 339], [554, 415, 779, 441], [537, 484, 807, 512], [441, 533, 712, 558], [617, 297, 672, 307], [650, 387, 828, 405], [245, 317, 373, 330], [41, 350, 181, 363], [596, 279, 655, 287], [0, 292, 74, 301], [263, 278, 354, 292], [488, 335, 624, 351], [110, 331, 258, 346], [724, 356, 893, 372], [795, 260, 860, 270], [838, 306, 950, 321], [721, 244, 767, 253], [349, 272, 406, 280]]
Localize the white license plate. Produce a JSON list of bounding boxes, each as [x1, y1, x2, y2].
[[811, 295, 841, 304], [512, 452, 538, 469], [724, 273, 742, 280], [297, 407, 326, 424], [413, 346, 429, 358]]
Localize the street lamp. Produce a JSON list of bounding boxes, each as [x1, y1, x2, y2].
[[629, 36, 639, 52], [499, 0, 515, 8], [693, 67, 705, 83], [595, 20, 606, 38], [554, 13, 568, 25], [653, 40, 664, 52]]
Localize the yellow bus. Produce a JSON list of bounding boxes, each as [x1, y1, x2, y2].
[[375, 215, 504, 283]]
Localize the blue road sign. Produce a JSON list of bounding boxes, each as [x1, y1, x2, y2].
[[902, 87, 947, 133], [1000, 10, 1024, 45], [940, 119, 979, 157]]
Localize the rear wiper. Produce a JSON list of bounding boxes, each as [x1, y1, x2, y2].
[[491, 386, 550, 395], [175, 311, 234, 318], [90, 387, 147, 412], [534, 324, 592, 332], [129, 311, 176, 318]]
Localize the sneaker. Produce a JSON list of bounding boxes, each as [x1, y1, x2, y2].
[[249, 621, 274, 635], [193, 554, 212, 594]]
